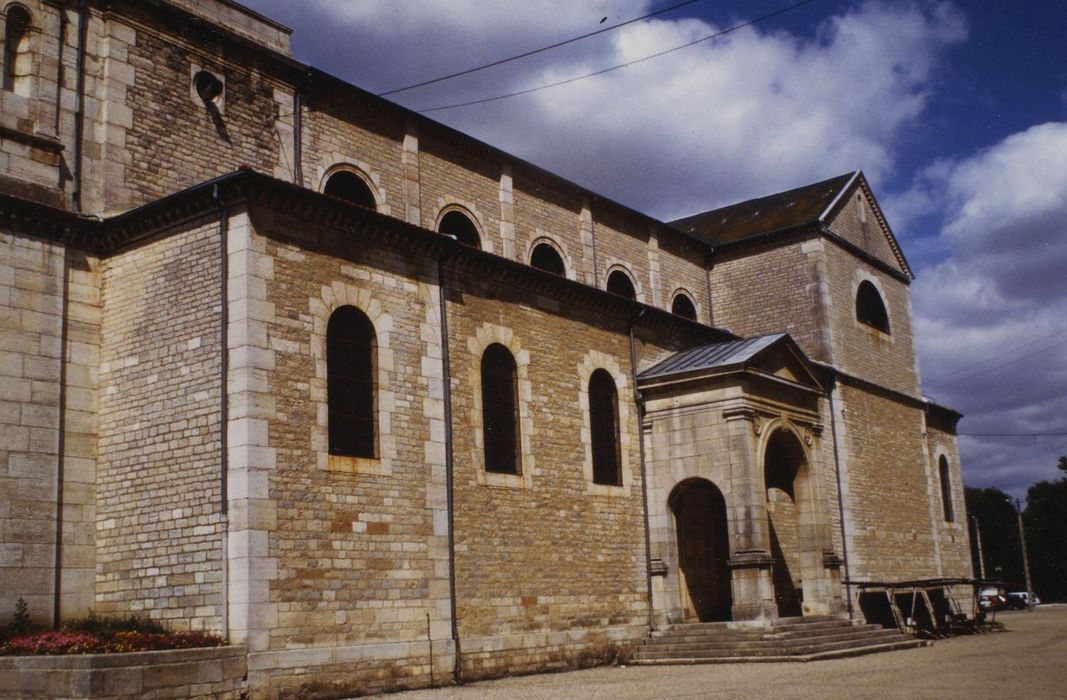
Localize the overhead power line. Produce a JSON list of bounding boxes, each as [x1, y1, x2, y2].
[[927, 328, 1067, 385], [927, 336, 1067, 389], [958, 432, 1067, 437], [415, 0, 822, 114], [377, 0, 707, 97]]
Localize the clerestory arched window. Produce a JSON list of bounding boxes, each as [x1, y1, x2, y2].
[[530, 242, 565, 276], [589, 369, 621, 486], [323, 170, 376, 210], [606, 270, 636, 300], [481, 343, 520, 474], [3, 5, 32, 95], [856, 280, 889, 333], [438, 210, 481, 248], [938, 456, 954, 522], [327, 306, 377, 458], [671, 292, 697, 320]]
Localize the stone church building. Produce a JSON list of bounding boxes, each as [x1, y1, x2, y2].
[[0, 0, 972, 696]]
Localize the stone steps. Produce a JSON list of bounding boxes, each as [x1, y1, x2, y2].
[[629, 616, 927, 665]]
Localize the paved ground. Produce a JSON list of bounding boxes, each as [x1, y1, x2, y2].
[[368, 606, 1067, 699]]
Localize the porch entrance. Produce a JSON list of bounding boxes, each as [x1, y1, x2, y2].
[[765, 429, 808, 617], [671, 479, 732, 622]]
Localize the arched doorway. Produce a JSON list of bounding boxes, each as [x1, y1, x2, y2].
[[670, 479, 732, 622], [764, 429, 809, 617]]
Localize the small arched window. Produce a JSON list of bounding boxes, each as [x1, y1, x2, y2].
[[856, 280, 889, 333], [327, 306, 377, 458], [530, 242, 565, 276], [589, 369, 621, 486], [606, 270, 636, 300], [481, 343, 520, 474], [3, 5, 32, 95], [938, 456, 954, 522], [323, 170, 376, 210], [671, 292, 697, 320], [438, 210, 481, 249]]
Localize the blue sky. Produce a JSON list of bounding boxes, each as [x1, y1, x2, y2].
[[241, 0, 1067, 500]]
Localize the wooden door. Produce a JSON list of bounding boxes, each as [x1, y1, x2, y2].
[[675, 483, 732, 621]]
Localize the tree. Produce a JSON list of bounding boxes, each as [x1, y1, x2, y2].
[[1023, 457, 1067, 602], [965, 487, 1023, 585]]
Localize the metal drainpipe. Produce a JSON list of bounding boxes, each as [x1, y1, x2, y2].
[[436, 251, 461, 683], [52, 245, 72, 628], [827, 371, 853, 619], [73, 0, 88, 212], [292, 86, 303, 186], [628, 311, 655, 631], [213, 184, 230, 638]]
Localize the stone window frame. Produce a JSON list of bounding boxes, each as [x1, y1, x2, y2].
[[670, 288, 699, 321], [434, 202, 485, 250], [326, 305, 377, 459], [526, 233, 575, 280], [578, 350, 633, 497], [317, 160, 389, 216], [2, 3, 35, 97], [852, 273, 892, 337], [936, 452, 955, 523], [467, 322, 535, 489], [310, 282, 395, 476], [604, 264, 640, 302], [188, 63, 225, 113]]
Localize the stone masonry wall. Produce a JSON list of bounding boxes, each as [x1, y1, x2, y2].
[[656, 227, 710, 324], [834, 382, 938, 582], [928, 427, 971, 578], [96, 220, 224, 630], [447, 272, 651, 678], [417, 137, 502, 254], [829, 191, 903, 273], [0, 231, 64, 622]]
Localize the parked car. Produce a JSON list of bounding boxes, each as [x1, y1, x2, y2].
[[1006, 591, 1041, 609], [979, 587, 1009, 611]]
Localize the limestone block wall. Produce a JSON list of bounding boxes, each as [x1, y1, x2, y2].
[[710, 238, 828, 361], [300, 98, 406, 218], [828, 190, 903, 272], [656, 228, 710, 323], [821, 244, 919, 397], [96, 220, 224, 630], [446, 274, 650, 678], [927, 427, 971, 578], [0, 231, 65, 622], [417, 137, 502, 253], [117, 15, 281, 211], [512, 173, 584, 278], [594, 209, 653, 303], [833, 383, 938, 582]]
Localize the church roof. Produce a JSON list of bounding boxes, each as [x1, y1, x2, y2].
[[638, 333, 787, 379], [669, 172, 857, 245]]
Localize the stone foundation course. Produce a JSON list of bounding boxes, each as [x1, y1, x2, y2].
[[0, 645, 246, 699]]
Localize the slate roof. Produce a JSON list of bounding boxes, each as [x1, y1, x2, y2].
[[669, 173, 857, 245], [638, 333, 787, 380]]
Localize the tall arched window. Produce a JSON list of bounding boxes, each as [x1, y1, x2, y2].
[[606, 270, 636, 300], [589, 369, 621, 486], [530, 242, 565, 276], [323, 170, 376, 210], [938, 456, 954, 522], [671, 292, 697, 320], [856, 280, 889, 333], [438, 210, 481, 248], [327, 306, 377, 458], [481, 343, 520, 474], [3, 5, 32, 95]]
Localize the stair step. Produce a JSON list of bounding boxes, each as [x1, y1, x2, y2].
[[638, 629, 904, 654], [629, 639, 928, 665]]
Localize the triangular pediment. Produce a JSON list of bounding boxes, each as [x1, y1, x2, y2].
[[823, 172, 913, 279], [747, 337, 822, 392]]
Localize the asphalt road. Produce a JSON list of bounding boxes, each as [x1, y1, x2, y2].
[[368, 606, 1067, 699]]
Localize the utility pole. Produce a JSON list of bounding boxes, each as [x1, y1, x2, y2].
[[1014, 498, 1035, 612], [971, 515, 986, 580]]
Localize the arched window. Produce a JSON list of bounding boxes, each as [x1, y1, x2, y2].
[[606, 270, 636, 300], [938, 456, 954, 522], [589, 369, 621, 486], [3, 5, 32, 95], [327, 306, 376, 458], [323, 170, 376, 210], [481, 343, 520, 474], [438, 210, 481, 248], [671, 292, 697, 320], [856, 280, 889, 333], [530, 242, 565, 276]]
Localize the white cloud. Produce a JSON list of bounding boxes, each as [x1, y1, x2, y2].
[[911, 122, 1067, 496]]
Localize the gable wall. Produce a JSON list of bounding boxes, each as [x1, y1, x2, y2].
[[828, 190, 904, 272]]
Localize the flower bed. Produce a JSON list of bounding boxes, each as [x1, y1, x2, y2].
[[1, 629, 226, 655]]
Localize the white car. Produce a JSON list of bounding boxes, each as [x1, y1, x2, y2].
[[1007, 591, 1040, 608]]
